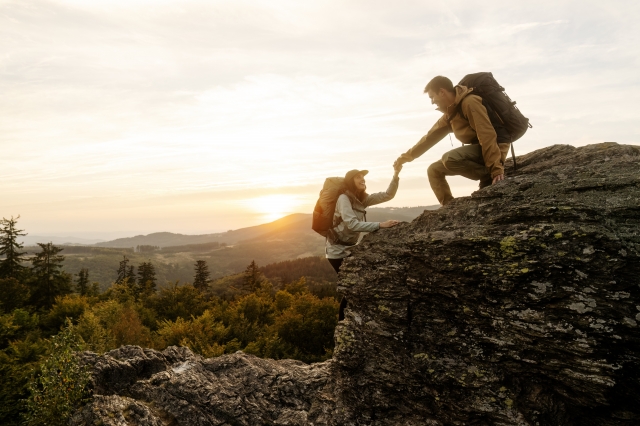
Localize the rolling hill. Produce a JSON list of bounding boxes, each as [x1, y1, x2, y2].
[[93, 206, 437, 249], [28, 206, 437, 289]]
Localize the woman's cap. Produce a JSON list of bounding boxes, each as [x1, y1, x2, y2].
[[344, 169, 369, 182]]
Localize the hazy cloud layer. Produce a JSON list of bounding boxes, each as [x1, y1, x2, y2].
[[1, 0, 638, 236]]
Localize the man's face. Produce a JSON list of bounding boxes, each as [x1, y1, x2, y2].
[[427, 88, 447, 111]]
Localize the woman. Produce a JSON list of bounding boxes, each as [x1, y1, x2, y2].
[[326, 165, 402, 320]]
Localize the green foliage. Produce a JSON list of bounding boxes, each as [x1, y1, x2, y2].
[[115, 255, 131, 285], [275, 292, 338, 362], [75, 268, 90, 296], [43, 295, 89, 332], [29, 243, 72, 309], [75, 310, 111, 354], [137, 261, 157, 297], [110, 305, 152, 347], [23, 321, 90, 426], [193, 260, 211, 292], [259, 256, 337, 286], [148, 281, 209, 322], [243, 260, 263, 293], [0, 278, 30, 312], [0, 309, 46, 425], [156, 310, 226, 358], [0, 216, 28, 280], [136, 244, 159, 253], [0, 231, 340, 421]]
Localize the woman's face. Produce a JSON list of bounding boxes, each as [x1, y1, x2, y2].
[[353, 173, 367, 192]]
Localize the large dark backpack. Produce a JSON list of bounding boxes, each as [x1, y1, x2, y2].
[[312, 177, 358, 245], [458, 72, 532, 168]]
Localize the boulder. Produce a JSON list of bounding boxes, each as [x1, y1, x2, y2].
[[73, 143, 640, 425]]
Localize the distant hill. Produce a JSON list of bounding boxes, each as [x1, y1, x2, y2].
[[34, 206, 437, 289], [94, 206, 438, 249], [19, 235, 106, 246]]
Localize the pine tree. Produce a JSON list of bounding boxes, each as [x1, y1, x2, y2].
[[75, 268, 90, 296], [137, 261, 157, 296], [0, 216, 27, 280], [243, 260, 262, 293], [89, 282, 100, 296], [30, 242, 72, 309], [126, 265, 136, 288], [116, 256, 132, 285], [193, 260, 211, 292]]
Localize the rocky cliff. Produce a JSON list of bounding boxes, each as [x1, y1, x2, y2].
[[72, 143, 640, 425]]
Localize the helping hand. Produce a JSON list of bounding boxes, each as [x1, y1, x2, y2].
[[394, 154, 412, 168]]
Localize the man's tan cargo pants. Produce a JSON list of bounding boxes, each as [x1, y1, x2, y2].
[[427, 143, 510, 205]]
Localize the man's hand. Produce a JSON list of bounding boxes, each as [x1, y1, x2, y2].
[[393, 162, 403, 176], [492, 174, 505, 184], [394, 153, 412, 168], [380, 220, 400, 229]]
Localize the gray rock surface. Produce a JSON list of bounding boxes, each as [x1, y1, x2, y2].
[[71, 346, 331, 425], [73, 143, 640, 425]]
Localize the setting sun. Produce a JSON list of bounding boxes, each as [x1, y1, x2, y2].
[[244, 194, 301, 222]]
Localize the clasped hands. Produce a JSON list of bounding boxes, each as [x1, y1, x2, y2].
[[393, 153, 411, 176]]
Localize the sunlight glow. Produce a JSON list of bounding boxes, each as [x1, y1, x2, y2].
[[244, 194, 302, 223]]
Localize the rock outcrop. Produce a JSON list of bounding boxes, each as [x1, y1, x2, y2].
[[73, 143, 640, 425], [71, 346, 331, 425]]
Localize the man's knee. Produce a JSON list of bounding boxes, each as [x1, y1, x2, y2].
[[427, 161, 443, 178], [441, 150, 461, 171]]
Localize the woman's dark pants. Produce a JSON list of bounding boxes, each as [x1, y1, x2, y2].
[[328, 258, 347, 321]]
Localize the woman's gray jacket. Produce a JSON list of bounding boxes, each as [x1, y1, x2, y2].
[[325, 175, 399, 259]]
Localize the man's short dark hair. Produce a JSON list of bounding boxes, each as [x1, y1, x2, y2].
[[424, 76, 454, 94]]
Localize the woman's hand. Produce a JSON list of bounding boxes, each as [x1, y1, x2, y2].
[[393, 162, 403, 176], [380, 220, 400, 228]]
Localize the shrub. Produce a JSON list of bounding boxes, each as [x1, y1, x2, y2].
[[155, 310, 227, 357], [22, 321, 90, 426], [43, 295, 89, 332]]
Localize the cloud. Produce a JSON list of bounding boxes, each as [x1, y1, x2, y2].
[[1, 0, 638, 235]]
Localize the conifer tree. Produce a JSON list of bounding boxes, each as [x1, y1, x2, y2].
[[75, 268, 90, 296], [126, 265, 136, 288], [30, 242, 72, 309], [193, 260, 211, 292], [116, 256, 132, 285], [0, 216, 27, 280], [243, 260, 262, 293], [137, 261, 157, 296]]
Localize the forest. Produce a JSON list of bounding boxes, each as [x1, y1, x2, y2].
[[0, 216, 339, 425]]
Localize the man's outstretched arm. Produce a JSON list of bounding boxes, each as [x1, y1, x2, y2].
[[395, 116, 451, 166]]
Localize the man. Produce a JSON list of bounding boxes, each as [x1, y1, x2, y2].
[[394, 75, 512, 205]]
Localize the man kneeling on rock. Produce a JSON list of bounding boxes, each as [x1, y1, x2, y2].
[[394, 75, 511, 206]]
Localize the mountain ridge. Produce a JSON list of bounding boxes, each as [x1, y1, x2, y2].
[[92, 206, 438, 249]]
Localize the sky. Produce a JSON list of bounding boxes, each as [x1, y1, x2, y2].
[[1, 0, 639, 240]]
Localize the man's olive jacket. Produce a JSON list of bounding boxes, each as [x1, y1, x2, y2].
[[401, 85, 507, 178]]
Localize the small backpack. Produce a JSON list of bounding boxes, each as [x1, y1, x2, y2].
[[458, 72, 532, 169]]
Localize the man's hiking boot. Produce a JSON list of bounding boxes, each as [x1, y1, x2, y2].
[[479, 176, 493, 189]]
